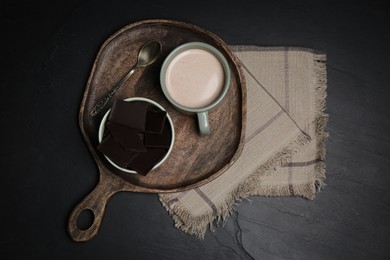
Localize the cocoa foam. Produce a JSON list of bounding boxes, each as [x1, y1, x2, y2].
[[165, 49, 225, 109]]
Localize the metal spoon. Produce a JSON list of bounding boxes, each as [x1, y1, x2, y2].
[[91, 41, 162, 116]]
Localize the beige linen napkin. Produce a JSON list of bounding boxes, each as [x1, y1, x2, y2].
[[159, 46, 328, 238]]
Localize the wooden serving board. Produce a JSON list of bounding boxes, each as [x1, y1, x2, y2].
[[68, 19, 246, 242]]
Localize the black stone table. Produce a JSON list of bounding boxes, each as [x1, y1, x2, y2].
[[2, 0, 389, 259]]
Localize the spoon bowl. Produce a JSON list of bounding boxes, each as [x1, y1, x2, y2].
[[137, 41, 162, 67]]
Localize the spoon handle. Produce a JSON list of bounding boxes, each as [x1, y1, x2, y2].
[[90, 67, 136, 116]]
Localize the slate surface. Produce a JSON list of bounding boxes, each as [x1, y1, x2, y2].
[[2, 0, 389, 259]]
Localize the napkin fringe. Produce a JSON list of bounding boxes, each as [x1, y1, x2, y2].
[[313, 52, 328, 192], [160, 131, 311, 239]]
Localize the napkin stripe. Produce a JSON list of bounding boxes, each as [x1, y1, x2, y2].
[[282, 158, 322, 167], [245, 110, 284, 144], [195, 188, 217, 215], [168, 198, 179, 208], [288, 153, 295, 195], [167, 191, 190, 208]]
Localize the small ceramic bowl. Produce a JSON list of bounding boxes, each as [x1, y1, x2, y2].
[[98, 97, 175, 174]]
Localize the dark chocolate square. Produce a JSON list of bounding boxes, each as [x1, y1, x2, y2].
[[97, 135, 138, 168], [127, 148, 167, 175], [145, 120, 172, 148], [108, 100, 149, 131], [145, 109, 167, 134], [106, 122, 146, 152]]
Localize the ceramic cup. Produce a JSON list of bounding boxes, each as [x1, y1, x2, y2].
[[98, 97, 175, 174], [160, 42, 231, 136]]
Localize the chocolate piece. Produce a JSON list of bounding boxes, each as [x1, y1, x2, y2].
[[99, 100, 172, 175], [145, 109, 167, 134], [145, 120, 172, 148], [128, 148, 167, 175], [108, 100, 149, 131], [97, 135, 138, 168], [106, 122, 146, 152]]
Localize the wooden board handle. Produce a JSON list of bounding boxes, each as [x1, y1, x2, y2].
[[68, 172, 120, 242]]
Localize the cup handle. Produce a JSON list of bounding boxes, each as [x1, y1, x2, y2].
[[197, 111, 210, 136]]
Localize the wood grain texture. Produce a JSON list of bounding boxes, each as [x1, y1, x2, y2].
[[69, 19, 246, 241]]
